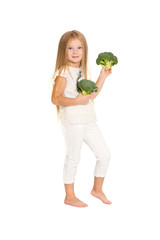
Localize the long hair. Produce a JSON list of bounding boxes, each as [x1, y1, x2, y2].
[[50, 30, 91, 123]]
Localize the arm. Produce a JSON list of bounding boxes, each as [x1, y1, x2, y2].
[[51, 76, 78, 106], [91, 75, 106, 100], [53, 95, 78, 106], [91, 66, 112, 100]]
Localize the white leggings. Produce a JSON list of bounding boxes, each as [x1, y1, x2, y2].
[[61, 122, 111, 184]]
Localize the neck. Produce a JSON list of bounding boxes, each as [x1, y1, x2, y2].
[[67, 62, 81, 68]]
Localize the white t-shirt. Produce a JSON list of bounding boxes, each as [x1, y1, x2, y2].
[[51, 66, 97, 125]]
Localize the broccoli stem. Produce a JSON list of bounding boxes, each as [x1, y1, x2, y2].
[[105, 61, 112, 70], [100, 60, 105, 65], [82, 90, 87, 95], [99, 60, 112, 70]]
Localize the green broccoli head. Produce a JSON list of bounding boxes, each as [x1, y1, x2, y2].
[[77, 79, 98, 95], [96, 52, 118, 70]]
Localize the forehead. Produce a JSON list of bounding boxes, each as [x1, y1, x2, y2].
[[67, 38, 82, 46]]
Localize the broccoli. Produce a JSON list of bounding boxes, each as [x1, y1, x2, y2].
[[96, 52, 118, 70], [77, 79, 98, 95], [76, 71, 98, 102]]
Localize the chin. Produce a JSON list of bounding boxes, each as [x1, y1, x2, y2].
[[69, 60, 81, 64]]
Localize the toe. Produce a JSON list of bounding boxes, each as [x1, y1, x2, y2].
[[104, 199, 112, 204]]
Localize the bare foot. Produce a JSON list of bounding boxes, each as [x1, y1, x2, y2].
[[91, 189, 112, 204], [64, 196, 88, 208]]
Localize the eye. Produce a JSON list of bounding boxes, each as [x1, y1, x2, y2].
[[78, 47, 82, 49], [68, 47, 72, 50]]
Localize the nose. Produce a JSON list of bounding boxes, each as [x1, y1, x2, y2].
[[73, 49, 78, 54]]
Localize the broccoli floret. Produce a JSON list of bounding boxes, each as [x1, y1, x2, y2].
[[76, 71, 98, 96], [77, 79, 98, 95], [96, 52, 118, 70]]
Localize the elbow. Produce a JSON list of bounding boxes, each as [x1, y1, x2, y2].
[[51, 92, 57, 105], [51, 96, 56, 105], [51, 96, 58, 105]]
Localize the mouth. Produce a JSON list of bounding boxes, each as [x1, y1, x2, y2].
[[72, 56, 79, 58]]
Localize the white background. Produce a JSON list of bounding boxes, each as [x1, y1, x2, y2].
[[0, 0, 160, 239]]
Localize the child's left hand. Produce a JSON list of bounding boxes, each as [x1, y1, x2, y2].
[[100, 65, 112, 79]]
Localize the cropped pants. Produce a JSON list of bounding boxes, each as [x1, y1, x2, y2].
[[61, 122, 111, 184]]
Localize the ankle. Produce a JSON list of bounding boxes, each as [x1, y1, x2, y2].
[[65, 193, 76, 200], [92, 188, 103, 193]]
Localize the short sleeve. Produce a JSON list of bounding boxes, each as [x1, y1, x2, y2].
[[49, 69, 68, 95]]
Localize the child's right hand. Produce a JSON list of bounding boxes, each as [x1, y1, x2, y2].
[[76, 93, 91, 105]]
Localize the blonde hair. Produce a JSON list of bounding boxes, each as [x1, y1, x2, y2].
[[51, 30, 91, 124]]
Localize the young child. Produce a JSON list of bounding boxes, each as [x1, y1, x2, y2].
[[51, 30, 112, 208]]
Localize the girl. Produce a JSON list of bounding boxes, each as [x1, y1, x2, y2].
[[51, 30, 112, 208]]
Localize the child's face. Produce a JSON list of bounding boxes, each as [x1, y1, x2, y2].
[[66, 38, 83, 67]]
